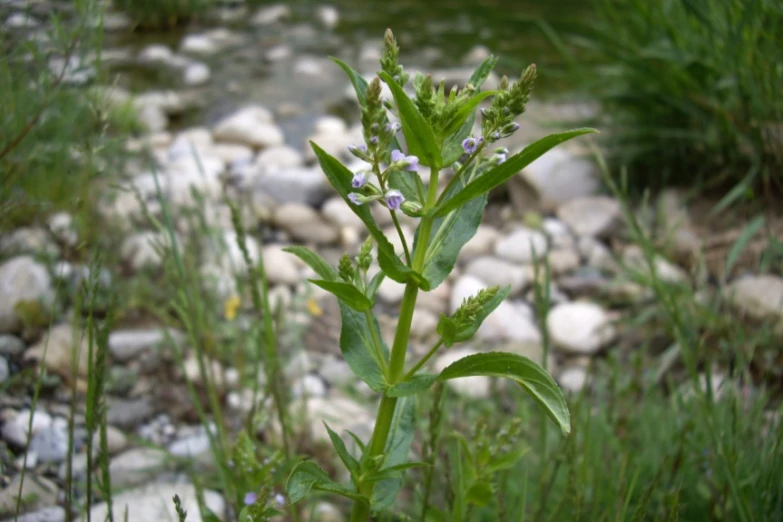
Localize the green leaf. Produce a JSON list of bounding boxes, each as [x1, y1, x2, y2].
[[339, 302, 388, 392], [283, 246, 338, 281], [324, 422, 360, 479], [442, 90, 496, 138], [466, 480, 494, 507], [364, 461, 431, 483], [385, 373, 437, 397], [434, 129, 598, 217], [331, 57, 369, 106], [379, 71, 442, 169], [437, 285, 512, 346], [310, 280, 372, 311], [366, 271, 386, 304], [485, 445, 530, 473], [441, 112, 476, 167], [311, 143, 427, 288], [437, 352, 570, 435], [286, 460, 366, 504], [724, 215, 764, 278], [468, 55, 499, 89], [418, 191, 487, 290], [388, 168, 423, 205], [345, 430, 367, 453], [371, 397, 416, 511]]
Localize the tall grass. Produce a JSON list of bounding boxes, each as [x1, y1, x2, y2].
[[545, 0, 783, 199], [113, 0, 216, 29]]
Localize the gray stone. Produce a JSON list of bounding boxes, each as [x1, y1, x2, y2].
[[86, 482, 224, 522], [109, 329, 180, 362], [0, 227, 58, 256], [108, 447, 168, 488], [92, 425, 128, 455], [292, 395, 373, 445], [262, 245, 301, 285], [292, 374, 327, 398], [546, 248, 581, 275], [255, 145, 304, 172], [274, 204, 339, 245], [0, 357, 8, 384], [256, 167, 330, 205], [0, 334, 25, 356], [311, 502, 343, 522], [322, 197, 363, 228], [0, 474, 58, 517], [316, 5, 340, 29], [28, 423, 68, 463], [120, 232, 170, 271], [520, 147, 599, 208], [726, 275, 783, 329], [25, 324, 90, 377], [180, 34, 219, 55], [558, 366, 588, 393], [557, 196, 622, 238], [410, 309, 438, 340], [1, 506, 65, 522], [252, 4, 291, 25], [622, 246, 689, 285], [106, 397, 156, 429], [0, 256, 54, 334], [213, 106, 283, 148], [460, 225, 499, 259], [168, 429, 211, 458], [2, 409, 52, 447], [494, 227, 548, 263], [183, 61, 211, 86], [434, 348, 490, 399], [547, 301, 616, 354], [464, 256, 531, 295], [319, 357, 354, 387]]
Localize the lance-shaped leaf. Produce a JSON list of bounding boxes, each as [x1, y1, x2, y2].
[[437, 352, 570, 435], [413, 174, 487, 290], [388, 169, 424, 206], [311, 143, 428, 288], [385, 373, 437, 397], [364, 462, 431, 483], [331, 57, 369, 106], [469, 55, 499, 90], [366, 271, 385, 304], [437, 285, 512, 346], [434, 129, 598, 217], [310, 280, 372, 312], [286, 460, 365, 504], [379, 71, 442, 169], [324, 422, 360, 479], [371, 397, 416, 511], [339, 302, 388, 392], [283, 246, 339, 281]]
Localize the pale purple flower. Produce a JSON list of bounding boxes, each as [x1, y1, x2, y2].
[[385, 121, 402, 133], [462, 136, 483, 155], [244, 492, 257, 506], [490, 131, 501, 141], [348, 143, 367, 154], [385, 189, 405, 210], [274, 493, 285, 506], [348, 193, 363, 205], [352, 171, 368, 188], [369, 135, 379, 145], [390, 149, 419, 172], [492, 152, 507, 165]]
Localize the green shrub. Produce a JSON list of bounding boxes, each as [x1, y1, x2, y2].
[[555, 0, 783, 197], [113, 0, 215, 28]]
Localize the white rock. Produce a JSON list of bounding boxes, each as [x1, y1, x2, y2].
[[138, 44, 173, 64], [410, 309, 438, 340], [180, 34, 218, 55], [265, 44, 293, 62], [434, 348, 489, 399], [314, 116, 347, 134], [726, 275, 783, 327], [377, 277, 406, 304], [213, 106, 283, 148], [547, 301, 615, 354], [494, 227, 548, 263], [93, 425, 128, 455], [109, 329, 177, 362], [86, 482, 224, 522], [204, 230, 261, 275], [183, 62, 211, 86], [29, 423, 69, 463], [210, 143, 253, 165], [0, 357, 8, 384], [262, 245, 301, 285], [6, 13, 39, 28], [464, 256, 530, 295], [120, 232, 172, 271], [316, 5, 340, 29], [0, 227, 58, 256], [25, 324, 91, 377], [168, 430, 211, 458], [520, 147, 599, 207], [48, 212, 78, 247], [292, 374, 327, 398], [311, 502, 343, 522], [255, 145, 304, 172], [107, 448, 168, 488], [305, 130, 352, 163], [252, 4, 291, 25], [0, 256, 54, 333], [256, 166, 330, 205], [622, 246, 689, 285], [546, 248, 581, 275], [558, 366, 587, 393], [320, 357, 354, 387], [322, 197, 363, 228], [136, 105, 167, 132], [1, 409, 52, 447], [557, 196, 622, 238], [274, 204, 339, 244], [294, 395, 373, 445], [4, 506, 65, 522]]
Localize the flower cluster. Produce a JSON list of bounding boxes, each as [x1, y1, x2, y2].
[[481, 63, 536, 142], [346, 148, 420, 212]]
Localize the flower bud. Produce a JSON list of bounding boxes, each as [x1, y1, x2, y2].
[[401, 200, 423, 216]]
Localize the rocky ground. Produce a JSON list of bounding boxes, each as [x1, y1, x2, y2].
[[2, 3, 783, 522]]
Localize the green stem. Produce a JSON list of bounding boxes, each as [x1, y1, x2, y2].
[[349, 166, 440, 520], [390, 210, 412, 265], [404, 339, 443, 380]]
